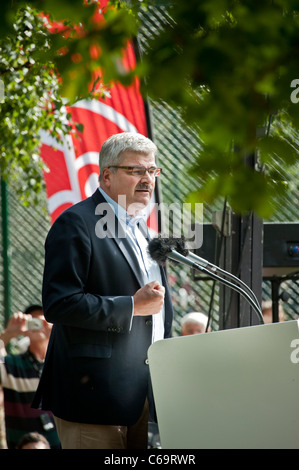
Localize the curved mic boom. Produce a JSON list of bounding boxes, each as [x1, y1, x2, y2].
[[148, 236, 264, 325], [174, 238, 261, 314]]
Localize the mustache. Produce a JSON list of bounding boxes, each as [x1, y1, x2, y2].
[[135, 183, 153, 191]]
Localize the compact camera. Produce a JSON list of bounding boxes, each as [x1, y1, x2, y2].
[[26, 318, 43, 331]]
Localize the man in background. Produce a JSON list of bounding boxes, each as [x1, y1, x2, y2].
[[181, 312, 210, 336]]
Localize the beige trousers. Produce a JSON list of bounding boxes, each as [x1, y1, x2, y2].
[[54, 400, 149, 449]]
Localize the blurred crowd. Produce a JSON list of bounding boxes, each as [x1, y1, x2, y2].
[[1, 300, 279, 449]]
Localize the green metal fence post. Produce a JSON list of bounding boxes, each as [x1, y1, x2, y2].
[[1, 177, 12, 325]]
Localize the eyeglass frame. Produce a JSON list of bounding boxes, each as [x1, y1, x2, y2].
[[107, 165, 162, 177]]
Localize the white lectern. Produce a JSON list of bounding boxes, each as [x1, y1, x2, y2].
[[148, 320, 299, 449]]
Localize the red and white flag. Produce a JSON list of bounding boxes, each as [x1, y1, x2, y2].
[[40, 5, 159, 231]]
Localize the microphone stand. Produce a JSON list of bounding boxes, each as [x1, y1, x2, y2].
[[187, 251, 261, 318], [167, 250, 264, 325]]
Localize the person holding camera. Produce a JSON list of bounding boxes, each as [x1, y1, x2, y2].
[[0, 305, 60, 448]]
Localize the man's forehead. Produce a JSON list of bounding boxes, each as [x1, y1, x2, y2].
[[119, 150, 156, 163]]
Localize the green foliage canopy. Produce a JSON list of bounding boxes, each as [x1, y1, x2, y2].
[[0, 0, 298, 216], [139, 0, 299, 217], [0, 6, 74, 205]]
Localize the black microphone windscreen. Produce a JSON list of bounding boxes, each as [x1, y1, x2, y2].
[[173, 237, 189, 257], [148, 237, 178, 264]]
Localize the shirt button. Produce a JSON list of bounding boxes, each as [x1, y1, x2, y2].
[[145, 358, 149, 365]]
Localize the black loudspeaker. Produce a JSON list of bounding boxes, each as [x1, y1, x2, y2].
[[263, 223, 299, 277], [194, 222, 299, 278]]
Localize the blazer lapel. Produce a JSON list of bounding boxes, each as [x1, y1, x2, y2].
[[92, 189, 145, 287], [114, 236, 145, 288]]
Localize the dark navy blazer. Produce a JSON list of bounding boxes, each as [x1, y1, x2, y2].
[[32, 189, 173, 425]]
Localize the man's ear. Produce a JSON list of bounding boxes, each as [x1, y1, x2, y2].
[[101, 167, 112, 188]]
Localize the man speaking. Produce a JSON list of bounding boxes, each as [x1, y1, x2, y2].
[[33, 132, 173, 449]]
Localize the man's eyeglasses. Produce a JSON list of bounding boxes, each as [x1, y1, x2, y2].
[[108, 166, 162, 177]]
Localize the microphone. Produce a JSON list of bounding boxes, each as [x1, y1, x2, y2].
[[147, 236, 194, 268], [148, 236, 264, 325]]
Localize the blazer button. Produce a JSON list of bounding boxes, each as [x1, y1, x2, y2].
[[144, 358, 149, 365], [145, 320, 152, 326]]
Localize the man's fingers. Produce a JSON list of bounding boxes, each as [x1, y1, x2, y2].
[[133, 281, 165, 316]]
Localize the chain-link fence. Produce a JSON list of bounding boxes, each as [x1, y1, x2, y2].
[[0, 184, 50, 324], [0, 5, 298, 335], [1, 104, 298, 334]]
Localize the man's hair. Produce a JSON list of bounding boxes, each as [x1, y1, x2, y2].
[[16, 432, 51, 449], [24, 304, 43, 315], [99, 132, 157, 180], [181, 312, 208, 328]]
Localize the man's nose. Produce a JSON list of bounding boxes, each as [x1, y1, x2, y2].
[[140, 170, 154, 182]]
